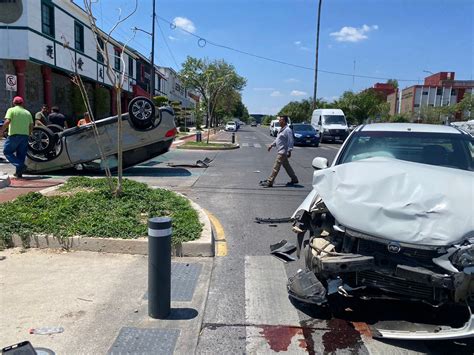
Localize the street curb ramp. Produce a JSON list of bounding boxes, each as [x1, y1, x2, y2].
[[10, 184, 215, 257]]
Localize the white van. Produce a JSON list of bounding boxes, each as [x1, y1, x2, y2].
[[270, 116, 292, 137], [311, 109, 349, 142]]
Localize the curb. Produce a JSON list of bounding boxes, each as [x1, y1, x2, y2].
[[10, 183, 215, 257], [0, 172, 11, 189], [176, 143, 239, 150]]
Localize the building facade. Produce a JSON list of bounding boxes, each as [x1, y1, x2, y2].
[[0, 0, 193, 125], [388, 72, 473, 120]]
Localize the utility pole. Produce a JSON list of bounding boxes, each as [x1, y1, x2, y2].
[[150, 0, 156, 97], [312, 0, 323, 110]]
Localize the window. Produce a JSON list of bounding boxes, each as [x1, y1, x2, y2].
[[175, 83, 181, 93], [422, 91, 428, 95], [41, 0, 54, 37], [128, 57, 133, 77], [451, 89, 457, 96], [414, 104, 420, 107], [437, 88, 443, 95], [97, 37, 104, 63], [114, 49, 121, 71], [74, 22, 84, 52]]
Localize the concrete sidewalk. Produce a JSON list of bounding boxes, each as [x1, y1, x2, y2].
[[0, 248, 212, 354]]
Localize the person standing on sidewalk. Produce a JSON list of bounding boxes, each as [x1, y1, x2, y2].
[[0, 96, 33, 178], [34, 104, 49, 126], [260, 116, 298, 188], [48, 106, 67, 128]]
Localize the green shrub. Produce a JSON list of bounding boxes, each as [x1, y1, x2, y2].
[[0, 177, 202, 248]]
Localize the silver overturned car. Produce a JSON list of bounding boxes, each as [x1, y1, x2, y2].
[[26, 97, 176, 173], [289, 123, 474, 340]]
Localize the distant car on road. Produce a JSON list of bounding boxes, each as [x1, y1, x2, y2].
[[290, 123, 474, 340], [292, 123, 320, 147], [250, 121, 257, 127], [26, 97, 176, 173], [225, 121, 237, 132]]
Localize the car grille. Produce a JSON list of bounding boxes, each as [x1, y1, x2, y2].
[[329, 129, 344, 135], [354, 271, 436, 300], [357, 239, 441, 269]]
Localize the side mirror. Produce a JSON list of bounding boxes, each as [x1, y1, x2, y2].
[[312, 157, 328, 170]]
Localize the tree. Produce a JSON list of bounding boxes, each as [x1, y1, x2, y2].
[[179, 56, 246, 142], [386, 79, 399, 89], [334, 89, 389, 124], [278, 98, 330, 123], [262, 115, 276, 125], [83, 0, 138, 195], [456, 93, 473, 120], [153, 96, 169, 107]]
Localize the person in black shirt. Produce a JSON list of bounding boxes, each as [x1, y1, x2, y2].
[[48, 106, 67, 128]]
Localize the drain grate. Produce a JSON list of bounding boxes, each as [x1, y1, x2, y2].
[[108, 327, 179, 354]]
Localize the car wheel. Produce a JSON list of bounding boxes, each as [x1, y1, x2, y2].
[[128, 96, 156, 129], [46, 124, 64, 134], [28, 126, 56, 154]]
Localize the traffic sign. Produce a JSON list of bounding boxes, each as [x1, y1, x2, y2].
[[5, 74, 17, 91]]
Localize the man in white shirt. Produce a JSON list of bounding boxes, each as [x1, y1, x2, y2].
[[260, 116, 298, 188]]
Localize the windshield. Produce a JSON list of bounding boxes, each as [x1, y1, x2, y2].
[[292, 124, 315, 132], [323, 115, 346, 125], [227, 122, 235, 126], [274, 122, 280, 127], [338, 131, 474, 171]]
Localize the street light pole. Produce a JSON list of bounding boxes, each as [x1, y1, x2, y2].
[[150, 0, 156, 97], [312, 0, 323, 111]]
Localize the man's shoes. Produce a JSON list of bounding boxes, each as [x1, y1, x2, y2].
[[286, 179, 299, 186], [13, 172, 22, 178], [261, 181, 273, 188]]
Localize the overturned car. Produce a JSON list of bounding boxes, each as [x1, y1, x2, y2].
[[26, 97, 176, 173], [289, 123, 474, 340]]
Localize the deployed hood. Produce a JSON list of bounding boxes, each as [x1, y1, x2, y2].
[[295, 158, 474, 246]]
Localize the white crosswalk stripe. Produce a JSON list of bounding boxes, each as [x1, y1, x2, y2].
[[245, 256, 306, 354], [254, 143, 261, 148], [242, 143, 249, 147]]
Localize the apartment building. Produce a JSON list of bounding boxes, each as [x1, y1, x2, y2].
[[388, 72, 473, 119], [0, 0, 194, 123]]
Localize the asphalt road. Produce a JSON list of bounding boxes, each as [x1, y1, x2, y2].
[[172, 125, 472, 354]]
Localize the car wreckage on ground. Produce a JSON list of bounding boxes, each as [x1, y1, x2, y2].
[[25, 97, 176, 173], [288, 123, 474, 340]]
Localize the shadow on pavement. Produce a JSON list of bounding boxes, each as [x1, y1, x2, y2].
[[165, 308, 199, 320]]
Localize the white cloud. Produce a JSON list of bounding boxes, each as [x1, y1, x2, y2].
[[253, 87, 275, 91], [323, 96, 339, 102], [330, 24, 378, 42], [285, 78, 300, 83], [294, 41, 301, 45], [173, 17, 196, 33], [270, 91, 282, 97], [168, 36, 178, 41], [290, 90, 307, 97]]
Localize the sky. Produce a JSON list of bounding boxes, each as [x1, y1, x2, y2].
[[85, 0, 474, 115]]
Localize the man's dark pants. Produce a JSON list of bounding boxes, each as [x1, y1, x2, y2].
[[3, 134, 29, 175]]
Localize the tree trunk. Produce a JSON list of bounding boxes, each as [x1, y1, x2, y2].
[[116, 87, 123, 195]]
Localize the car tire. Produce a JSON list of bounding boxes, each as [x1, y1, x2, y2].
[[128, 96, 156, 130], [46, 124, 64, 134], [28, 126, 56, 154]]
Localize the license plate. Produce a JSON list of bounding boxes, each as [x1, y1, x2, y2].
[[306, 140, 311, 143]]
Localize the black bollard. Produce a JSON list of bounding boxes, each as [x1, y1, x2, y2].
[[232, 132, 235, 144], [148, 217, 172, 319]]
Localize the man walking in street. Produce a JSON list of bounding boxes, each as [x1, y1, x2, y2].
[[260, 115, 298, 188], [0, 96, 33, 178], [34, 104, 49, 126]]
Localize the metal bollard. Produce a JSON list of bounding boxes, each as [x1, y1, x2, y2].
[[196, 131, 202, 142], [148, 217, 172, 319], [232, 132, 235, 144]]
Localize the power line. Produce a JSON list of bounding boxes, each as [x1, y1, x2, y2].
[[155, 18, 180, 70], [157, 15, 419, 83]]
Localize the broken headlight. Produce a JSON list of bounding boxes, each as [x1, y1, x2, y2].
[[451, 244, 474, 271]]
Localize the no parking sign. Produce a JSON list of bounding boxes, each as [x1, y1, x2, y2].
[[5, 74, 17, 91]]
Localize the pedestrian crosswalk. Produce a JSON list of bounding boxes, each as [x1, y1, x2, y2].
[[239, 142, 339, 150]]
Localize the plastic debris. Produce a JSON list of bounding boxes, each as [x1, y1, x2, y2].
[[29, 327, 64, 335]]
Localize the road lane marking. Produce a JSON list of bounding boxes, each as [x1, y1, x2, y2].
[[254, 143, 262, 148], [242, 143, 249, 147], [204, 209, 227, 256], [245, 256, 306, 353]]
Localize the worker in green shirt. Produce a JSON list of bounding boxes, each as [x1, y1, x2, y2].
[[0, 96, 33, 178]]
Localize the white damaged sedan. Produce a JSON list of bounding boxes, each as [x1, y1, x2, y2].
[[289, 123, 474, 340]]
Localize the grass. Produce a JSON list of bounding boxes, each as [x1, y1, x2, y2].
[[178, 141, 236, 150], [0, 177, 202, 248]]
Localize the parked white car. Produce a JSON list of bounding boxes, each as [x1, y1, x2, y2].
[[225, 121, 237, 132], [290, 123, 474, 340]]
